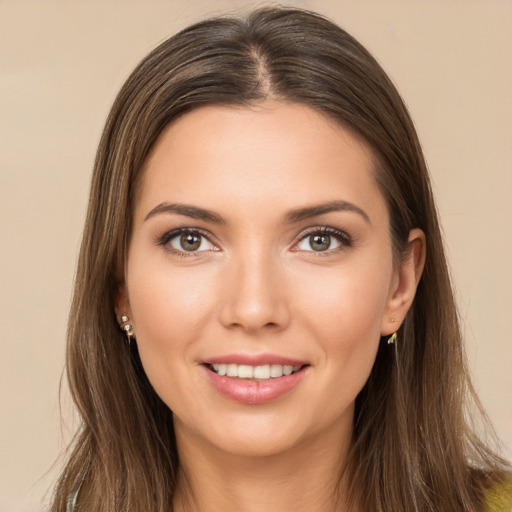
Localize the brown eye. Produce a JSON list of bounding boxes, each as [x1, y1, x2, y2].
[[309, 234, 331, 251], [180, 233, 202, 251], [165, 230, 216, 253], [295, 228, 349, 253]]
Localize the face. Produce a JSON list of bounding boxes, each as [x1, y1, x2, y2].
[[119, 102, 413, 458]]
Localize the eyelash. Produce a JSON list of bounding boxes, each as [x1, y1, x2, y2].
[[295, 226, 353, 254], [157, 227, 215, 258], [156, 226, 353, 257]]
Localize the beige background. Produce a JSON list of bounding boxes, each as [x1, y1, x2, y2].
[[0, 1, 511, 510]]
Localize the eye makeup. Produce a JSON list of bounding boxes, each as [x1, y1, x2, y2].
[[155, 224, 354, 259]]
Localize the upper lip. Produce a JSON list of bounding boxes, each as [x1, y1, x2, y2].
[[203, 353, 308, 366]]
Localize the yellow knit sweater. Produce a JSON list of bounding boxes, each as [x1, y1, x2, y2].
[[485, 475, 512, 511]]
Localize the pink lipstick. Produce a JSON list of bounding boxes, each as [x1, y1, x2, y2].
[[201, 353, 309, 405]]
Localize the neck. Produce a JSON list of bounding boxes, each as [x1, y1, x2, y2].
[[172, 417, 356, 512]]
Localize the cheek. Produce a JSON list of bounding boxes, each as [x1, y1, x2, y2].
[[309, 283, 384, 383], [293, 255, 392, 390], [128, 254, 218, 334], [296, 258, 392, 341], [125, 258, 219, 393]]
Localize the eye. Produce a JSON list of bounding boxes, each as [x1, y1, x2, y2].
[[294, 228, 350, 252], [159, 229, 217, 254]]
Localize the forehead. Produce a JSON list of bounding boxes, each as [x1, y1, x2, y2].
[[135, 101, 386, 225]]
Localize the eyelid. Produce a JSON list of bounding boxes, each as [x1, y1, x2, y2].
[[291, 226, 352, 252], [157, 227, 220, 256], [156, 225, 352, 256]]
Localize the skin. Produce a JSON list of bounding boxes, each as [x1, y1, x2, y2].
[[117, 102, 425, 512]]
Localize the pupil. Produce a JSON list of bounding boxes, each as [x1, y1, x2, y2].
[[310, 234, 330, 251], [181, 233, 201, 251]]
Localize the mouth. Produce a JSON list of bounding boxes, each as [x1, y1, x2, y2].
[[206, 363, 306, 380], [202, 357, 310, 404]]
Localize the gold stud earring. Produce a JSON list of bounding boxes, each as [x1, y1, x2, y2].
[[120, 315, 134, 345], [387, 332, 397, 345]]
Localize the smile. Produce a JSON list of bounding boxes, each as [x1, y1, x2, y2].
[[202, 358, 309, 404], [208, 363, 303, 380]]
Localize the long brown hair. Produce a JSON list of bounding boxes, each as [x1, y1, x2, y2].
[[51, 7, 506, 511]]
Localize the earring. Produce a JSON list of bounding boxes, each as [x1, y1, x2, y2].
[[120, 315, 134, 345], [387, 332, 397, 345]]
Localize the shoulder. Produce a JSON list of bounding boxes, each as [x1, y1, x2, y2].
[[484, 473, 512, 512]]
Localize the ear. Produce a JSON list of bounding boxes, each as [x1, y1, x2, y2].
[[381, 228, 426, 336], [114, 283, 134, 327]]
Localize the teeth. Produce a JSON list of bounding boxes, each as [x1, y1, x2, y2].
[[253, 365, 270, 379], [238, 365, 253, 379], [210, 363, 302, 380], [270, 364, 283, 377], [283, 365, 293, 376], [227, 364, 238, 377]]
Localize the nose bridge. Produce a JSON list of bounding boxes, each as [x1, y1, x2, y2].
[[219, 242, 289, 332]]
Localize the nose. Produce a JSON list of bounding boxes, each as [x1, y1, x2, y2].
[[218, 248, 290, 334]]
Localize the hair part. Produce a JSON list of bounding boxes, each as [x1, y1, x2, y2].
[[52, 7, 507, 512]]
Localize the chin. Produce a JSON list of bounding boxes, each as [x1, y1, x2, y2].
[[204, 429, 308, 459], [174, 404, 351, 461]]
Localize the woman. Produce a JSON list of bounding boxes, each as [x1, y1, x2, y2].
[[51, 7, 510, 512]]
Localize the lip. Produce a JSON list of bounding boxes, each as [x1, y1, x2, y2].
[[203, 353, 307, 366], [200, 353, 310, 405], [203, 365, 308, 405]]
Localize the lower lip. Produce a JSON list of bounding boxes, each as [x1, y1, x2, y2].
[[203, 366, 307, 405]]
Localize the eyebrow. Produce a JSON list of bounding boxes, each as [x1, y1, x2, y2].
[[144, 202, 226, 224], [285, 200, 371, 225], [144, 199, 371, 226]]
